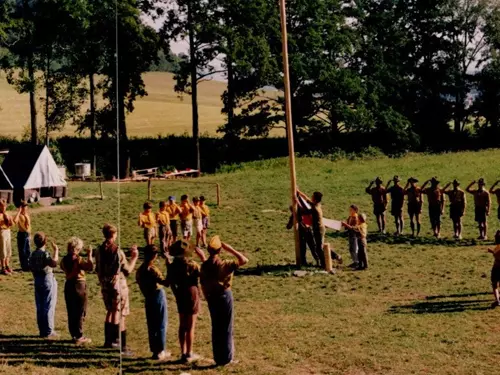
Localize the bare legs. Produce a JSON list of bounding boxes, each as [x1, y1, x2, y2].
[[178, 313, 197, 358]]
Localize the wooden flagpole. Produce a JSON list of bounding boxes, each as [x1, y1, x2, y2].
[[279, 0, 301, 267]]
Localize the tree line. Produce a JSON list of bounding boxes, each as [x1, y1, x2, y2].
[[1, 0, 500, 177]]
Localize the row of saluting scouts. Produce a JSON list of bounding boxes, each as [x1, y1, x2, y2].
[[0, 198, 248, 365], [366, 176, 500, 240]]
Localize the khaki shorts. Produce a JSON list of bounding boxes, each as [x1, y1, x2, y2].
[[181, 220, 193, 238], [144, 227, 157, 244], [101, 278, 130, 316], [193, 219, 203, 235], [0, 229, 12, 260]]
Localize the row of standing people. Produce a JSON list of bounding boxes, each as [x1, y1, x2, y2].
[[366, 176, 500, 239], [25, 223, 248, 366], [138, 195, 210, 253]]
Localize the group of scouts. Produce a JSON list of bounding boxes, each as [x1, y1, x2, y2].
[[0, 196, 249, 367], [366, 176, 500, 240]]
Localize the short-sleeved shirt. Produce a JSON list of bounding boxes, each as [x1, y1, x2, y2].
[[167, 203, 181, 220], [61, 254, 94, 281], [492, 245, 500, 268], [200, 256, 239, 298], [469, 189, 490, 209], [354, 222, 368, 239], [388, 185, 405, 209], [405, 186, 424, 204], [17, 213, 30, 233], [139, 211, 156, 229], [96, 241, 133, 286], [167, 257, 200, 289], [200, 204, 210, 218], [311, 203, 324, 231], [424, 187, 444, 207], [136, 263, 166, 297], [180, 203, 193, 221], [366, 186, 387, 205], [445, 189, 466, 208], [0, 214, 12, 230], [29, 248, 55, 276], [157, 210, 170, 226]]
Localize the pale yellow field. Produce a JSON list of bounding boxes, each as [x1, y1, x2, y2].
[[0, 72, 252, 138]]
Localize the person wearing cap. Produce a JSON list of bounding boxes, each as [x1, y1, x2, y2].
[[489, 180, 500, 223], [139, 202, 157, 246], [95, 224, 139, 356], [466, 178, 491, 240], [136, 245, 171, 361], [404, 178, 424, 237], [442, 180, 467, 239], [365, 177, 388, 233], [167, 196, 181, 244], [343, 213, 368, 270], [180, 195, 196, 242], [0, 199, 14, 275], [157, 201, 172, 255], [422, 178, 446, 238], [200, 236, 248, 366], [166, 240, 206, 363], [60, 237, 93, 345], [13, 201, 31, 271], [297, 190, 326, 267], [192, 197, 204, 247], [200, 196, 210, 247], [28, 232, 59, 339], [386, 176, 405, 235]]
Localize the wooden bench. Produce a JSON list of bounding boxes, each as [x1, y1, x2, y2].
[[132, 167, 159, 180]]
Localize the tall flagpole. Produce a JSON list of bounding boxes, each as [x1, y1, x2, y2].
[[279, 0, 301, 266]]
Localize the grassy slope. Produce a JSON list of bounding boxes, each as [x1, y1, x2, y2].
[[0, 72, 284, 139], [1, 150, 500, 374]]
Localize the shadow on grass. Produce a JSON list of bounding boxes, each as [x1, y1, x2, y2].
[[326, 231, 485, 247], [0, 334, 119, 369], [236, 264, 315, 276], [123, 360, 218, 374], [389, 292, 492, 314]]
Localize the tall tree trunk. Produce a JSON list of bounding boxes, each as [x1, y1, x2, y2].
[[188, 5, 200, 175], [27, 52, 37, 146], [118, 94, 130, 179], [226, 35, 235, 132], [454, 91, 462, 134], [44, 51, 51, 146], [89, 73, 97, 177]]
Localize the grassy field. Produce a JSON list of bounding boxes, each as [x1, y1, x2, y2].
[[0, 72, 284, 139], [1, 150, 500, 375]]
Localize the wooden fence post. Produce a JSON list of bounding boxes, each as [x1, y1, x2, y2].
[[323, 243, 333, 273], [216, 183, 220, 207], [148, 178, 152, 201], [99, 180, 104, 200]]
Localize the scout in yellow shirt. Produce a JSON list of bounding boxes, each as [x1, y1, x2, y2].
[[139, 202, 157, 245], [199, 196, 210, 247], [489, 231, 500, 308], [167, 196, 181, 243], [0, 199, 14, 275], [192, 197, 204, 247], [156, 201, 172, 254], [180, 195, 195, 242], [14, 201, 32, 271]]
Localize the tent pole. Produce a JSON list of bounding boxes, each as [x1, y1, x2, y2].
[[279, 0, 301, 267]]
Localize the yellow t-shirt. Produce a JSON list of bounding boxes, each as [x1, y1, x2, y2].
[[200, 204, 210, 218], [180, 203, 193, 221], [0, 213, 12, 230], [139, 211, 156, 229], [157, 210, 170, 226], [167, 203, 180, 221], [17, 214, 31, 233]]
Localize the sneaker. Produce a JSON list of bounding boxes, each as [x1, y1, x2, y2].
[[121, 347, 135, 357], [157, 350, 171, 361], [5, 267, 13, 275], [0, 269, 8, 275], [491, 301, 500, 309], [336, 255, 343, 265], [75, 336, 92, 345], [45, 332, 60, 340], [185, 353, 201, 363]]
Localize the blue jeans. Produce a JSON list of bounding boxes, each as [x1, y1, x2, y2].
[[348, 232, 358, 264], [145, 288, 168, 354], [34, 273, 58, 337], [207, 290, 234, 366], [17, 232, 31, 271]]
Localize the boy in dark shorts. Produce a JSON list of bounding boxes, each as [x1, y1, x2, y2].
[[489, 181, 500, 223], [466, 178, 491, 240], [488, 230, 500, 308], [365, 177, 387, 233], [404, 177, 423, 237], [443, 180, 467, 239], [422, 177, 445, 238], [386, 176, 405, 235]]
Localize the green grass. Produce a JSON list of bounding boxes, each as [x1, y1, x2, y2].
[[1, 150, 500, 374]]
